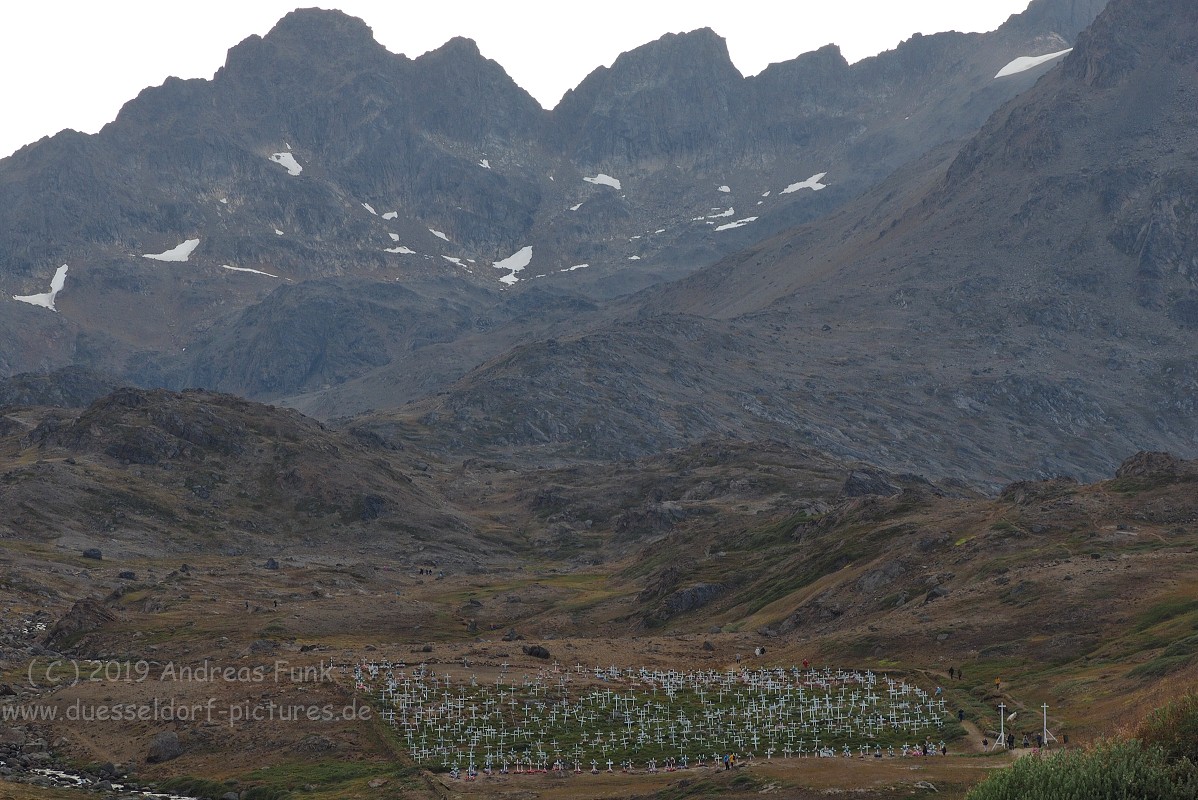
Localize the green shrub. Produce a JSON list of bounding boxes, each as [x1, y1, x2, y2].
[[965, 739, 1198, 800], [1137, 688, 1198, 765], [158, 777, 229, 800], [241, 788, 291, 800]]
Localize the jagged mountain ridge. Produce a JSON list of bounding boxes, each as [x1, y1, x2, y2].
[[0, 0, 1104, 401], [390, 0, 1196, 484]]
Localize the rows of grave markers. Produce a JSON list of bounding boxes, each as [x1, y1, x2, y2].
[[350, 661, 951, 772]]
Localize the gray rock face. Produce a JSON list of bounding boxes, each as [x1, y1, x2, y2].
[[841, 470, 903, 499], [0, 367, 122, 409], [650, 583, 728, 624], [409, 0, 1196, 485]]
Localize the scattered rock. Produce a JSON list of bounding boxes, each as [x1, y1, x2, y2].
[[523, 644, 551, 660], [502, 628, 523, 641], [702, 641, 715, 651], [840, 469, 902, 498], [925, 586, 950, 604], [82, 548, 103, 560], [0, 726, 26, 747], [263, 558, 280, 570], [292, 734, 336, 753], [117, 570, 136, 580]]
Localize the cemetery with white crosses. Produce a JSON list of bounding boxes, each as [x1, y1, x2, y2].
[[352, 659, 967, 777]]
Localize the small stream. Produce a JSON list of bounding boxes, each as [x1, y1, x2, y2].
[[17, 768, 203, 799]]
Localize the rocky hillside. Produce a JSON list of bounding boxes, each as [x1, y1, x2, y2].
[[399, 0, 1195, 484], [0, 387, 491, 564]]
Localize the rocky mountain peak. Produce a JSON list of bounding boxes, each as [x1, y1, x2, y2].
[[609, 27, 739, 79], [216, 7, 395, 94], [411, 35, 544, 129], [1062, 0, 1194, 88], [260, 7, 381, 58], [1003, 0, 1113, 40], [552, 28, 742, 165], [425, 35, 485, 60]]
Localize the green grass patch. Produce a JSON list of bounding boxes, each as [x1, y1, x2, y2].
[[1163, 634, 1198, 658], [1128, 655, 1194, 680], [242, 759, 397, 794], [1107, 475, 1179, 494], [1136, 599, 1198, 631]]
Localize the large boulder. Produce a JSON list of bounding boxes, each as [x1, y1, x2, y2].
[[42, 598, 117, 651], [146, 731, 183, 763]]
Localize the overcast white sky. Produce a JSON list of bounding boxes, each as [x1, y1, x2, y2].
[[0, 1, 1034, 160]]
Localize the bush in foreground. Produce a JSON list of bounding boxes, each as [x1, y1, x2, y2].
[[965, 739, 1198, 800], [1136, 687, 1198, 765]]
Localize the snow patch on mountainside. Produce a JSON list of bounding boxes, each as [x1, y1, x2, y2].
[[479, 159, 491, 169], [385, 246, 416, 254], [709, 208, 735, 218], [718, 185, 731, 193], [269, 152, 302, 175], [382, 211, 398, 220], [561, 263, 589, 272], [584, 173, 621, 190], [362, 202, 377, 215], [221, 265, 279, 278], [781, 173, 828, 194], [143, 239, 200, 262], [494, 245, 533, 286], [716, 216, 758, 231], [995, 48, 1072, 78], [429, 228, 449, 241], [12, 264, 68, 311]]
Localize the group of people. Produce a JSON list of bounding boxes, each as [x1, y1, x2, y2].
[[983, 732, 1051, 750]]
